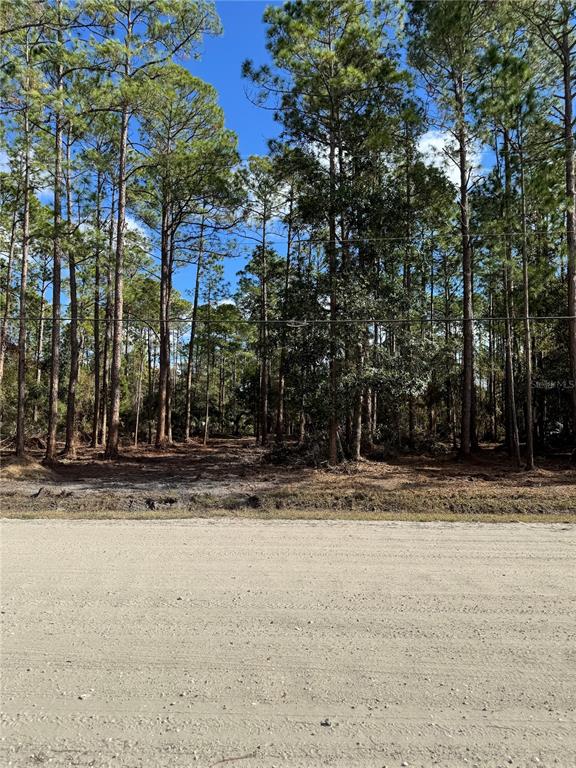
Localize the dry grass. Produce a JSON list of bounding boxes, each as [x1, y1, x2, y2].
[[3, 508, 574, 524], [0, 455, 59, 482], [1, 439, 574, 523], [2, 487, 574, 523]]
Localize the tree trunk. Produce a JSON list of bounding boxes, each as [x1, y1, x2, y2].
[[33, 276, 46, 424], [328, 113, 338, 464], [64, 130, 79, 457], [456, 83, 474, 458], [351, 341, 363, 461], [404, 124, 415, 451], [203, 291, 211, 446], [100, 187, 115, 447], [165, 239, 176, 445], [184, 217, 204, 440], [46, 15, 63, 464], [105, 6, 133, 459], [147, 328, 153, 443], [360, 324, 376, 452], [230, 354, 237, 434], [156, 201, 171, 447], [134, 341, 144, 447], [443, 263, 457, 449], [562, 20, 576, 439], [0, 207, 17, 388], [218, 353, 225, 432], [15, 90, 31, 458], [105, 99, 129, 459], [427, 255, 436, 441], [166, 343, 173, 443], [91, 171, 103, 447], [259, 207, 269, 446], [275, 192, 293, 444], [488, 285, 497, 442], [503, 129, 521, 468], [518, 124, 535, 469], [504, 267, 521, 468]]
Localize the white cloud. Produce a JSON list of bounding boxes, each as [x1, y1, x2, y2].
[[417, 129, 486, 187], [0, 146, 54, 203], [125, 215, 147, 237], [0, 149, 9, 173], [36, 188, 54, 205], [0, 223, 12, 262], [307, 140, 330, 171]]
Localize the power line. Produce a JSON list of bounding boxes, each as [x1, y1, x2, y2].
[[248, 230, 568, 245], [5, 314, 575, 325], [164, 229, 567, 246]]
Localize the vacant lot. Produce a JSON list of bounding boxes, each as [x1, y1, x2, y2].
[[1, 519, 575, 767], [1, 440, 575, 521]]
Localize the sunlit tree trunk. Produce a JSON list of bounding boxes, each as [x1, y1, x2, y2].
[[184, 217, 204, 440], [15, 76, 31, 458], [328, 108, 338, 464], [166, 230, 176, 444], [404, 124, 415, 450], [156, 201, 171, 447], [352, 341, 363, 461], [46, 7, 64, 463], [218, 352, 225, 432], [503, 129, 521, 468], [259, 205, 269, 446], [91, 171, 103, 447], [561, 17, 576, 441], [488, 285, 497, 442], [504, 266, 521, 468], [134, 338, 145, 447], [33, 274, 47, 425], [64, 129, 79, 457], [442, 260, 456, 450], [100, 187, 115, 447], [517, 124, 535, 469], [456, 79, 474, 458], [105, 6, 132, 459], [203, 288, 211, 446], [275, 192, 293, 444], [0, 208, 17, 389]]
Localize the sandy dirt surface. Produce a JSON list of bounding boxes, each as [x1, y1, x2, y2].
[[1, 519, 575, 767], [1, 441, 575, 519], [0, 441, 282, 497]]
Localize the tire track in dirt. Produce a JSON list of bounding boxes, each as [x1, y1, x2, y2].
[[1, 519, 575, 767]]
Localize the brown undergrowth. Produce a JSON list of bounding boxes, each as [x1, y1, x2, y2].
[[1, 439, 574, 522]]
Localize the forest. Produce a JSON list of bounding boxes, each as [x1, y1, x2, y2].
[[1, 0, 575, 470]]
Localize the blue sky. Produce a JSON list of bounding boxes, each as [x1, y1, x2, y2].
[[193, 1, 281, 159], [8, 1, 490, 309], [2, 3, 279, 309], [172, 1, 492, 303], [172, 1, 282, 299]]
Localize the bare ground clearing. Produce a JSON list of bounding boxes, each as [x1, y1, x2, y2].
[[0, 440, 575, 521], [1, 518, 575, 767]]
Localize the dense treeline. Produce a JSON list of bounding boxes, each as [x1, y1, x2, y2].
[[0, 0, 574, 466]]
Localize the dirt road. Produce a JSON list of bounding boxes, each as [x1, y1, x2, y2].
[[1, 520, 575, 767]]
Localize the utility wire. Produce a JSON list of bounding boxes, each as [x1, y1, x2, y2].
[[233, 230, 568, 244], [5, 314, 575, 325]]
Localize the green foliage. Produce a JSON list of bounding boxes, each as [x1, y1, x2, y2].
[[1, 0, 574, 456]]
